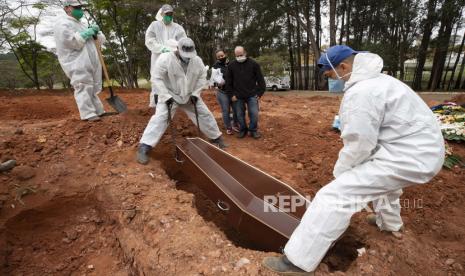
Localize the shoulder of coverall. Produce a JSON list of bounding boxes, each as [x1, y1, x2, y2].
[[56, 15, 82, 33], [192, 56, 205, 67], [341, 76, 386, 115], [154, 52, 172, 69], [149, 20, 164, 29], [57, 14, 75, 24]]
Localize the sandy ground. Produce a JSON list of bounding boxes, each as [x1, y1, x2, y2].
[[0, 88, 464, 275]]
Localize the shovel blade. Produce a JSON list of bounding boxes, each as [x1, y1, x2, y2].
[[106, 95, 127, 113]]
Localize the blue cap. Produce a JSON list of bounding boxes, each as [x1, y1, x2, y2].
[[318, 45, 358, 72]]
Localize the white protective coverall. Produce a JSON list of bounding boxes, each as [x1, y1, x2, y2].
[[284, 53, 445, 272], [145, 9, 187, 107], [140, 52, 222, 146], [54, 15, 106, 120]]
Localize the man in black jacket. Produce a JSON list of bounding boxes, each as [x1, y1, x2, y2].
[[225, 46, 266, 139]]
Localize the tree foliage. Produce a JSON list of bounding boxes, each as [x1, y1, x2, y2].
[[1, 0, 465, 91]]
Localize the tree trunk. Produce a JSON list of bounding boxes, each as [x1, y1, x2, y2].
[[448, 30, 465, 90], [345, 0, 352, 44], [295, 4, 303, 90], [456, 44, 465, 89], [429, 0, 457, 91], [303, 0, 310, 90], [293, 3, 319, 89], [398, 7, 406, 81], [412, 0, 437, 90], [32, 47, 40, 90], [442, 22, 460, 89], [306, 19, 320, 89], [108, 4, 134, 88], [286, 10, 295, 90], [339, 0, 346, 44], [315, 0, 321, 49], [8, 44, 36, 89], [399, 34, 407, 81], [329, 0, 337, 46], [91, 8, 129, 88]]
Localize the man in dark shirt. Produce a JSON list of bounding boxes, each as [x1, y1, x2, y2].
[[225, 46, 266, 139]]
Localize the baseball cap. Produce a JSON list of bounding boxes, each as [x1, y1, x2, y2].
[[178, 38, 197, 58], [318, 45, 359, 72], [161, 4, 174, 13]]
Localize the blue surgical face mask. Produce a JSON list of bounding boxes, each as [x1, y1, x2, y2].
[[325, 53, 352, 80], [328, 78, 346, 92]]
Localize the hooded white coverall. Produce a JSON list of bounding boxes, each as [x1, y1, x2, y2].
[[284, 53, 445, 272], [145, 11, 187, 107], [140, 52, 222, 147], [54, 15, 106, 120]]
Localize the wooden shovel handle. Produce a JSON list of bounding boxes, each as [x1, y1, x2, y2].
[[94, 39, 111, 83]]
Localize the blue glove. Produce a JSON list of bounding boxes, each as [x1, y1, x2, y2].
[[79, 28, 96, 40], [90, 24, 100, 33], [161, 47, 170, 53], [332, 115, 341, 131]]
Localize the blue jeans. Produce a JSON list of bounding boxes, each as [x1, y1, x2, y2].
[[216, 90, 238, 129], [234, 96, 259, 133]]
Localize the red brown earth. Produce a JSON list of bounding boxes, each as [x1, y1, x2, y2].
[[0, 88, 464, 275]]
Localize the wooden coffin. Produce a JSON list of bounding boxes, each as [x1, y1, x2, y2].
[[176, 138, 309, 252]]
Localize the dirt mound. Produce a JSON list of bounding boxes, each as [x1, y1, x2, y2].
[[0, 89, 464, 275], [0, 95, 74, 120], [451, 94, 465, 105]]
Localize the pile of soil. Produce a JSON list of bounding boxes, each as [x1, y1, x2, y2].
[[0, 88, 464, 275]]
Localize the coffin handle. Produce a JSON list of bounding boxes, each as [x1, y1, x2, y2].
[[217, 200, 230, 212]]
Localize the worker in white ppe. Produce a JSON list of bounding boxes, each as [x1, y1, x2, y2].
[[145, 4, 187, 107], [137, 38, 226, 165], [54, 0, 106, 121], [262, 45, 445, 275]]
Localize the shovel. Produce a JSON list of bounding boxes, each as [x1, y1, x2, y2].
[[94, 40, 127, 113]]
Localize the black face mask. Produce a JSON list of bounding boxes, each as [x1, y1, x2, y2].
[[218, 57, 227, 63]]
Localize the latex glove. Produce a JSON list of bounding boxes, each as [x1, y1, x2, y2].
[[79, 27, 96, 40], [190, 95, 198, 104], [161, 47, 171, 53], [90, 24, 100, 33]]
